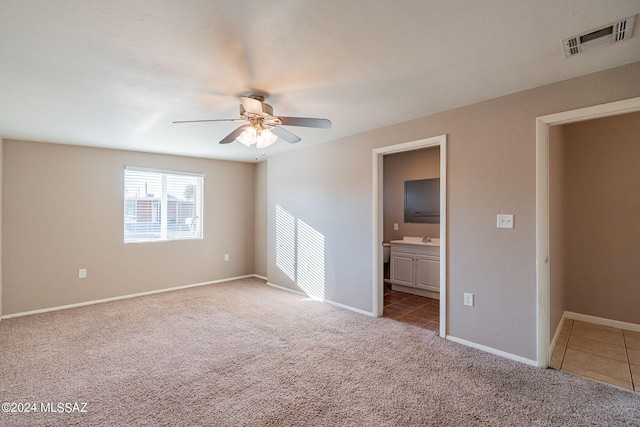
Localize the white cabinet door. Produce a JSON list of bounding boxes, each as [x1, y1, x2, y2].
[[416, 256, 440, 292], [390, 253, 414, 287]]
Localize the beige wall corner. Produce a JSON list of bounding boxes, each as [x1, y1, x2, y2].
[[2, 140, 256, 315], [254, 161, 268, 277], [266, 61, 640, 361]]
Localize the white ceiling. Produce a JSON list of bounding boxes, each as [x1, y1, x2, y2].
[[1, 1, 639, 162]]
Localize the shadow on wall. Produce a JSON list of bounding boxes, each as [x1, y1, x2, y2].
[[275, 205, 325, 300]]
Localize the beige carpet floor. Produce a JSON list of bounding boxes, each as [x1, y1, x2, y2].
[[1, 277, 639, 426]]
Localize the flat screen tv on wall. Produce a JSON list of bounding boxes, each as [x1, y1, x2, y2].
[[404, 178, 440, 224]]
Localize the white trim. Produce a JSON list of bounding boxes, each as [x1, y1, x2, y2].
[[549, 311, 569, 355], [266, 281, 376, 317], [373, 135, 447, 338], [323, 298, 375, 317], [446, 335, 538, 367], [438, 140, 447, 336], [0, 274, 258, 320], [535, 117, 550, 368], [564, 311, 640, 333], [265, 281, 307, 296], [254, 274, 268, 281], [536, 96, 640, 368], [537, 97, 640, 126]]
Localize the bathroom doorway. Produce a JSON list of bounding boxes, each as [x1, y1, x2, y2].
[[373, 135, 447, 338]]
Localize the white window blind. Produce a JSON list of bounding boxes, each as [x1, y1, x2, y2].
[[124, 167, 204, 243]]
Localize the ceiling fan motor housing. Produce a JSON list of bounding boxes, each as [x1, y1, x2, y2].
[[239, 94, 275, 118], [240, 102, 273, 118]]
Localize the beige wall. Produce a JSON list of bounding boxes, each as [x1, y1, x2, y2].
[[254, 161, 267, 277], [548, 125, 566, 337], [564, 112, 640, 324], [266, 61, 640, 361], [3, 140, 256, 315], [383, 147, 440, 242]]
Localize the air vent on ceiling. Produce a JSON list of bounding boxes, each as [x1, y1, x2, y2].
[[562, 15, 636, 58]]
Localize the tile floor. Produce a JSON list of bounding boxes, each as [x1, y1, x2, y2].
[[550, 318, 640, 392], [383, 287, 439, 332]]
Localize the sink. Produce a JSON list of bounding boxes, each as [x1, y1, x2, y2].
[[390, 236, 440, 246]]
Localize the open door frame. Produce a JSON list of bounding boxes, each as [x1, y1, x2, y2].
[[373, 135, 447, 338], [535, 97, 640, 367]]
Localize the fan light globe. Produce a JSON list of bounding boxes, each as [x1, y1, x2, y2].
[[237, 127, 278, 148], [256, 129, 277, 148], [237, 127, 257, 147]]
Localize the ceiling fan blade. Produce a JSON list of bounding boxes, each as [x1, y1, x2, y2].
[[278, 117, 332, 129], [271, 126, 302, 143], [173, 118, 244, 124], [239, 96, 265, 115], [219, 125, 249, 144]]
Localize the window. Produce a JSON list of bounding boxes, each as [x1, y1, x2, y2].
[[124, 167, 204, 243]]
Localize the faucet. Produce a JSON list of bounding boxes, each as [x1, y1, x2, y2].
[[421, 236, 432, 243]]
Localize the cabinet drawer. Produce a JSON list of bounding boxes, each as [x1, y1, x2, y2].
[[390, 243, 439, 258]]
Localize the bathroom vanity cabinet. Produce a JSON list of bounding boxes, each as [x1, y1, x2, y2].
[[390, 242, 440, 297]]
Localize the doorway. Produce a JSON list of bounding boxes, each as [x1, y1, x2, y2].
[[373, 135, 447, 338], [536, 97, 640, 367]]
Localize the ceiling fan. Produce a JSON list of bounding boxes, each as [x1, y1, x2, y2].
[[173, 95, 332, 149]]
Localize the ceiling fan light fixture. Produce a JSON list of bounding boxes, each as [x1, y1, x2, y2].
[[236, 126, 278, 148], [237, 126, 257, 147], [256, 128, 277, 148], [175, 94, 331, 147]]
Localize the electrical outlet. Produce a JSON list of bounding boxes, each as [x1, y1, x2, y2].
[[393, 223, 399, 231], [79, 269, 87, 279], [224, 253, 229, 261], [464, 292, 474, 307]]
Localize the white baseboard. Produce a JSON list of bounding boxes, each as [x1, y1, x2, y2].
[[564, 311, 640, 333], [265, 281, 375, 317], [446, 335, 538, 367], [1, 274, 261, 320], [323, 298, 375, 317], [548, 311, 640, 368], [549, 312, 569, 361], [265, 281, 307, 296]]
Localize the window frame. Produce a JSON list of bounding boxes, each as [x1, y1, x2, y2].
[[124, 166, 204, 244]]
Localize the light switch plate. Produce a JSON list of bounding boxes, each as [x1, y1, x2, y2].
[[464, 292, 474, 307], [79, 269, 87, 279], [497, 214, 514, 229]]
